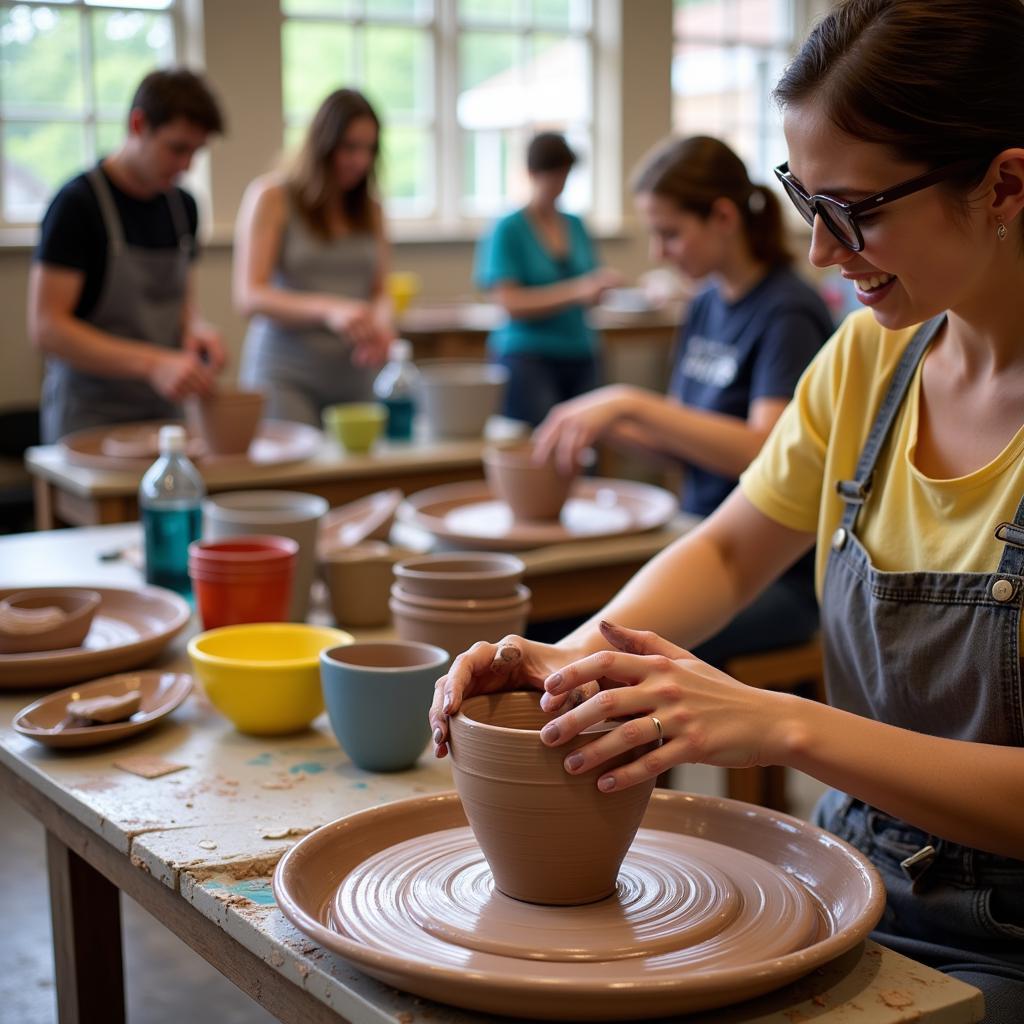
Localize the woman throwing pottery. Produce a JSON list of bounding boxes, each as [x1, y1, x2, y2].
[[234, 89, 394, 426], [432, 1, 1024, 1016], [534, 135, 833, 665], [474, 132, 622, 426]]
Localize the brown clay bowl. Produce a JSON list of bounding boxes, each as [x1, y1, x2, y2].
[[0, 588, 102, 654], [483, 442, 579, 522], [184, 388, 265, 456], [322, 542, 411, 628], [389, 582, 531, 613], [392, 552, 525, 600], [389, 595, 529, 655], [449, 691, 656, 906]]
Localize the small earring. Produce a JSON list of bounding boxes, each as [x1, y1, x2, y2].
[[997, 220, 1008, 241]]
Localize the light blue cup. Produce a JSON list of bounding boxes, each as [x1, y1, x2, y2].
[[319, 641, 450, 772]]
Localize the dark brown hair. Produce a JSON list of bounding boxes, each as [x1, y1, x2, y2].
[[130, 68, 225, 135], [527, 132, 576, 174], [631, 135, 792, 268], [288, 88, 380, 238], [773, 0, 1024, 203]]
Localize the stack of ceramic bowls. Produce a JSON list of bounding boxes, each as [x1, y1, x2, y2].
[[188, 536, 298, 630], [389, 553, 529, 655]]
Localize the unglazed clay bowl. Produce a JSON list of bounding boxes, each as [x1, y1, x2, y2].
[[416, 360, 509, 440], [0, 588, 101, 654], [392, 552, 525, 600], [389, 595, 529, 656], [483, 442, 579, 522], [390, 582, 531, 613], [187, 622, 352, 735], [448, 691, 657, 905], [321, 542, 415, 628], [184, 388, 265, 456], [320, 641, 449, 772]]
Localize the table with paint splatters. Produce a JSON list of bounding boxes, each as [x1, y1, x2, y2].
[[0, 525, 986, 1024]]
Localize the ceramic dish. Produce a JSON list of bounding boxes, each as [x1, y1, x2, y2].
[[317, 489, 403, 556], [273, 790, 884, 1020], [59, 419, 321, 473], [0, 588, 101, 654], [0, 585, 190, 689], [397, 478, 678, 551], [12, 671, 193, 749]]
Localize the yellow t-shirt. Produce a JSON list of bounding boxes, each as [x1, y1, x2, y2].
[[740, 308, 1024, 601]]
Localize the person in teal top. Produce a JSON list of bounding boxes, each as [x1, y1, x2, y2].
[[474, 133, 621, 425]]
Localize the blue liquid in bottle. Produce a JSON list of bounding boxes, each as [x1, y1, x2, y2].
[[139, 425, 205, 600], [142, 504, 202, 595], [382, 395, 415, 440]]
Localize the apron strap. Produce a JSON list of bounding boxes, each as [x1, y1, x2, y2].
[[165, 187, 194, 256], [837, 314, 946, 532], [994, 496, 1024, 576], [86, 165, 125, 253]]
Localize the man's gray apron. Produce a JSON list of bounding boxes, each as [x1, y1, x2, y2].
[[40, 166, 190, 443], [238, 201, 379, 426], [815, 316, 1024, 1020]]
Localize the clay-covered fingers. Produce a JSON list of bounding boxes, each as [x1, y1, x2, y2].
[[538, 679, 661, 747], [559, 714, 669, 789], [428, 639, 526, 757], [544, 649, 678, 701], [598, 620, 690, 660]]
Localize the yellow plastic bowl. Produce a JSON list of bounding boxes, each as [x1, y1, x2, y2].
[[187, 623, 353, 735]]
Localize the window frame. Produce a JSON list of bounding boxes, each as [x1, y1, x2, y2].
[[0, 0, 183, 229], [279, 0, 598, 233]]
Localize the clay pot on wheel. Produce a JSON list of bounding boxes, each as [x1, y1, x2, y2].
[[448, 691, 657, 906], [483, 443, 578, 522]]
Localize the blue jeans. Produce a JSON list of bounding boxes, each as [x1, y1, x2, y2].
[[494, 353, 601, 427], [815, 789, 1024, 1023]]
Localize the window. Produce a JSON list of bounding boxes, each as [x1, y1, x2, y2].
[[671, 0, 794, 183], [280, 0, 594, 227], [0, 0, 177, 225]]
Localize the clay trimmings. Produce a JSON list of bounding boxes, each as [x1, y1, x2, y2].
[[66, 691, 142, 724], [332, 826, 823, 972]]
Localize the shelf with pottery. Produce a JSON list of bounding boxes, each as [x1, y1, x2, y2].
[[0, 523, 985, 1024], [24, 415, 528, 530]]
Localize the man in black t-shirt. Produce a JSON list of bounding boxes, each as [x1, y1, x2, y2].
[[29, 68, 227, 443]]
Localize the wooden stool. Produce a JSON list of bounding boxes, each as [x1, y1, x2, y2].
[[722, 637, 826, 813]]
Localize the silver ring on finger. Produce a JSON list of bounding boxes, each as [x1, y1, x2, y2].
[[650, 715, 664, 746]]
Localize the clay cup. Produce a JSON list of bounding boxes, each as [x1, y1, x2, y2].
[[483, 443, 578, 522], [185, 388, 265, 456], [448, 691, 657, 906]]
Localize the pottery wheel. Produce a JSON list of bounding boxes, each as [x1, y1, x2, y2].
[[331, 826, 823, 972]]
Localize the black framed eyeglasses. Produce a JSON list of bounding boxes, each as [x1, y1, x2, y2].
[[773, 159, 978, 252]]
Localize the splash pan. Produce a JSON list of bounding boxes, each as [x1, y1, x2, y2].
[[273, 790, 884, 1020]]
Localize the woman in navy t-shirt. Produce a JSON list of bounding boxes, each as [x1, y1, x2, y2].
[[535, 136, 834, 664]]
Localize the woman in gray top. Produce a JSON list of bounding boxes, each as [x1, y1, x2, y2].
[[234, 89, 394, 426]]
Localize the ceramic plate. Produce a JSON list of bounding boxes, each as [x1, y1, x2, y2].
[[59, 419, 321, 473], [318, 489, 403, 556], [397, 478, 678, 550], [0, 585, 190, 689], [12, 670, 192, 748], [273, 790, 884, 1021]]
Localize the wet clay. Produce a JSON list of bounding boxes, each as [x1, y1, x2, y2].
[[272, 790, 885, 1020], [67, 690, 142, 724], [332, 825, 822, 966], [449, 692, 657, 905]]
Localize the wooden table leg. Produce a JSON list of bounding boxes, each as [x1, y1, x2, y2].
[[46, 831, 126, 1024], [33, 476, 55, 530]]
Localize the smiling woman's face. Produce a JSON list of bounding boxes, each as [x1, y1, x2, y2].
[[783, 102, 993, 331]]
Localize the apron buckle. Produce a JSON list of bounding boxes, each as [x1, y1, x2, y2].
[[994, 521, 1024, 549], [836, 477, 872, 504], [899, 844, 937, 881]]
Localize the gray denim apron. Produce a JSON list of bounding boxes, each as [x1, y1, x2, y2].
[[815, 315, 1024, 1021], [40, 166, 189, 443], [238, 201, 378, 427]]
